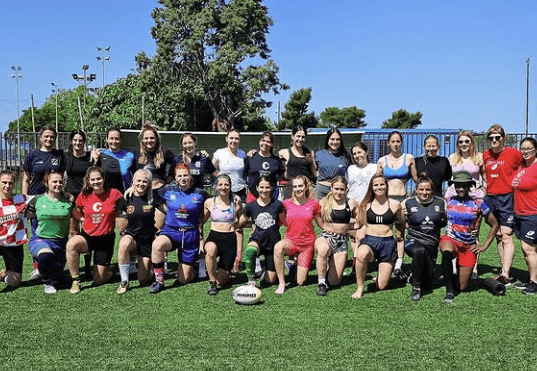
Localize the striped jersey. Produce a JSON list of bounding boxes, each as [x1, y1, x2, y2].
[[0, 194, 32, 246]]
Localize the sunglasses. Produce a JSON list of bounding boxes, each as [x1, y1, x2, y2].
[[488, 135, 503, 142], [458, 140, 471, 144]]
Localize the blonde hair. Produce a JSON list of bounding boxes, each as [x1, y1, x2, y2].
[[320, 176, 347, 223], [138, 123, 165, 168], [131, 169, 154, 204], [451, 130, 483, 167], [292, 175, 314, 203], [357, 174, 388, 226]]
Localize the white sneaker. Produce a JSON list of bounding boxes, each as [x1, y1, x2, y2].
[[129, 262, 138, 274], [29, 269, 41, 281], [44, 284, 57, 294]]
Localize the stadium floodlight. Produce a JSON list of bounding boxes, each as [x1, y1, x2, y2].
[[11, 66, 22, 151], [72, 65, 96, 106], [96, 46, 111, 88]]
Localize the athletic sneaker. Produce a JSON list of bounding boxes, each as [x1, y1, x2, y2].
[[410, 287, 421, 301], [316, 283, 327, 296], [523, 281, 537, 295], [207, 282, 218, 296], [514, 280, 529, 290], [117, 281, 129, 295], [444, 291, 455, 303], [471, 272, 479, 281], [493, 274, 511, 286], [70, 280, 81, 294], [44, 284, 57, 294], [28, 269, 41, 281], [149, 282, 165, 294]]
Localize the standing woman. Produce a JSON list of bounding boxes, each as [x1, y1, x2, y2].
[[376, 131, 417, 275], [511, 137, 537, 294], [401, 176, 446, 300], [0, 171, 32, 289], [171, 133, 218, 189], [352, 174, 405, 299], [97, 128, 135, 193], [213, 128, 248, 272], [347, 142, 377, 203], [202, 174, 242, 295], [278, 125, 317, 200], [22, 126, 66, 281], [483, 124, 523, 284], [27, 171, 74, 294], [116, 169, 157, 294], [314, 128, 352, 200], [273, 176, 323, 294], [440, 171, 499, 302], [66, 166, 126, 294], [414, 135, 452, 197], [314, 176, 358, 296], [149, 163, 207, 293]]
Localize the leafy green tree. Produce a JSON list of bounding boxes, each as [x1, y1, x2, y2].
[[278, 87, 318, 129], [381, 109, 422, 129], [320, 106, 366, 128]]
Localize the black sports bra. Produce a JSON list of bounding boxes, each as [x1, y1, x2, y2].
[[366, 202, 395, 225], [331, 202, 351, 224]]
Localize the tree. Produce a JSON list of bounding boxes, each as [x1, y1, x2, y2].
[[320, 106, 366, 128], [143, 0, 288, 131], [381, 109, 422, 129], [278, 87, 318, 129]]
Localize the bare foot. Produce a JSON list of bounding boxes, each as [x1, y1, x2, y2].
[[352, 288, 363, 299], [275, 285, 286, 295]]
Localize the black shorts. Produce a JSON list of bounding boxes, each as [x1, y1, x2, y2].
[[205, 230, 237, 272], [124, 232, 153, 258], [484, 193, 515, 228], [0, 245, 24, 273], [80, 230, 115, 267], [513, 214, 537, 245], [235, 188, 247, 204], [360, 235, 397, 263]]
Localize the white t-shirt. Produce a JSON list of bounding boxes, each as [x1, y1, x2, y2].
[[347, 163, 377, 202], [213, 148, 247, 192]]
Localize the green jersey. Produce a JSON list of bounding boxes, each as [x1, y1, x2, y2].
[[28, 194, 74, 239]]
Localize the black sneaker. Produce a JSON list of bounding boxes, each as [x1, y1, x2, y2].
[[523, 281, 537, 295], [149, 282, 165, 294], [316, 283, 327, 296], [444, 291, 455, 303], [514, 280, 529, 290], [207, 282, 218, 296], [410, 287, 421, 301]]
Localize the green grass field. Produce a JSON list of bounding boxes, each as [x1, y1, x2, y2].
[[2, 223, 537, 370]]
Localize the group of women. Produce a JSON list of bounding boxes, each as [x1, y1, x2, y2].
[[1, 123, 536, 303]]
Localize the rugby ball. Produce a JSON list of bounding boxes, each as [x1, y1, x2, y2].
[[232, 285, 262, 305]]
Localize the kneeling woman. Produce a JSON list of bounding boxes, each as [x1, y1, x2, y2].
[[401, 176, 446, 300], [314, 176, 358, 296], [352, 174, 405, 299], [67, 166, 126, 294], [440, 171, 499, 303], [202, 175, 242, 296], [236, 176, 285, 287], [274, 176, 323, 294], [27, 170, 75, 294], [116, 169, 157, 294], [150, 163, 207, 293]]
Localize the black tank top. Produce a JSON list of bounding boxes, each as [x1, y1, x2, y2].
[[331, 201, 351, 224], [287, 148, 313, 179], [366, 202, 395, 225]]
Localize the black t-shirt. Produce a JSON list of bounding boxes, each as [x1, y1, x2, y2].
[[243, 199, 284, 252], [169, 152, 217, 188], [415, 156, 452, 197], [132, 148, 176, 183], [123, 193, 157, 242], [243, 153, 285, 197], [403, 196, 446, 247], [65, 152, 93, 196]]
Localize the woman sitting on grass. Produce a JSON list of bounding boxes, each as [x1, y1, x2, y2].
[[352, 174, 405, 299], [314, 176, 358, 296]]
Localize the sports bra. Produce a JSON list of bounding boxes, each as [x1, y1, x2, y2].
[[331, 201, 351, 224], [383, 154, 409, 181], [210, 197, 236, 224], [366, 202, 395, 225]]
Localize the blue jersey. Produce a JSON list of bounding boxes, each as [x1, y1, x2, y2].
[[315, 149, 350, 182], [99, 149, 135, 193], [445, 197, 490, 244], [23, 149, 65, 195], [156, 184, 207, 231]]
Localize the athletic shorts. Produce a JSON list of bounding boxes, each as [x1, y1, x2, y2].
[[440, 235, 476, 268], [247, 239, 276, 272], [0, 245, 24, 273], [484, 193, 515, 228], [79, 230, 116, 267], [404, 238, 438, 260], [123, 232, 153, 258], [160, 228, 199, 266], [319, 230, 349, 255], [513, 214, 537, 245], [29, 238, 67, 266], [286, 239, 314, 269], [205, 230, 237, 272], [360, 235, 397, 263]]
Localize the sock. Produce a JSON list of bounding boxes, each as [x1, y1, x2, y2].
[[318, 277, 326, 285], [244, 245, 258, 282], [153, 262, 165, 284], [255, 257, 262, 273], [72, 275, 80, 282], [441, 251, 454, 293], [119, 264, 130, 283], [199, 259, 206, 273], [395, 258, 403, 271], [37, 252, 59, 285]]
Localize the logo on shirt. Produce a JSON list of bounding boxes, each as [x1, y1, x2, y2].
[[262, 161, 270, 170], [143, 205, 152, 213], [93, 202, 103, 212], [410, 207, 418, 213], [491, 164, 498, 171], [434, 205, 441, 212], [254, 212, 276, 230], [51, 157, 60, 166], [175, 204, 188, 219], [126, 205, 135, 214]]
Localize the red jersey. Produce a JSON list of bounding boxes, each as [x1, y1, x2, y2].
[[483, 147, 523, 195], [76, 188, 125, 236], [283, 198, 321, 246], [0, 194, 32, 246], [512, 162, 537, 215]]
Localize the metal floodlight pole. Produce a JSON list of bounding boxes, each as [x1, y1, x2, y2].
[[11, 66, 22, 155], [526, 58, 530, 135], [51, 83, 61, 147], [96, 46, 110, 89]]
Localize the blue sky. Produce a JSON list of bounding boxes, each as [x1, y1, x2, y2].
[[1, 0, 536, 134]]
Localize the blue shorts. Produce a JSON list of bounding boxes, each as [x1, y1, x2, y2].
[[484, 193, 515, 228], [514, 214, 537, 245], [29, 238, 67, 266], [161, 228, 199, 266], [360, 235, 397, 263]]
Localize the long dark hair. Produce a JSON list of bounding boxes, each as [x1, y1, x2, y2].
[[324, 127, 351, 164]]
